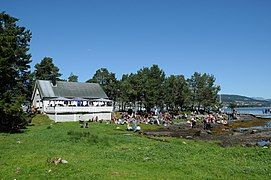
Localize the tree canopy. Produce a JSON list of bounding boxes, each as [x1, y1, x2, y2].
[[68, 72, 78, 82], [163, 75, 190, 111], [86, 68, 118, 101], [86, 66, 221, 113], [0, 12, 32, 132], [188, 72, 221, 111], [136, 65, 165, 111], [34, 57, 62, 81]]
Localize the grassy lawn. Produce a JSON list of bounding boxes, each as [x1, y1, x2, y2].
[[0, 115, 270, 179]]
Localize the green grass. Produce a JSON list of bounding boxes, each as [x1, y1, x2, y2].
[[0, 116, 271, 179], [30, 114, 54, 125]]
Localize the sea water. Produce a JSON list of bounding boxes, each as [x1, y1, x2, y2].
[[222, 107, 271, 118]]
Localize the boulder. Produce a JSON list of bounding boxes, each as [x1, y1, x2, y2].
[[61, 159, 68, 164], [206, 130, 212, 134]]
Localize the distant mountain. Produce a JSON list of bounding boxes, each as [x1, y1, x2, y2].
[[252, 97, 267, 101], [221, 94, 271, 107]]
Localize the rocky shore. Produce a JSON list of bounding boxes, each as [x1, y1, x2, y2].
[[143, 114, 271, 147]]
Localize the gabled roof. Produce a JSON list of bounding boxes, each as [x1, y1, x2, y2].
[[34, 80, 108, 100]]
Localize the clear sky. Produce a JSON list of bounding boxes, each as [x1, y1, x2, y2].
[[1, 0, 271, 98]]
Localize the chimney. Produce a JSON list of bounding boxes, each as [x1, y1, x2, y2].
[[51, 75, 57, 87]]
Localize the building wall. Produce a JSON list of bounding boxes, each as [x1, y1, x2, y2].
[[32, 89, 43, 111], [43, 100, 50, 110], [47, 113, 112, 122]]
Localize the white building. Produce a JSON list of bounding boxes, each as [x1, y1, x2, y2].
[[31, 80, 113, 122]]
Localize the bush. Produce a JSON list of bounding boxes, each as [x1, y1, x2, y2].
[[0, 97, 28, 133]]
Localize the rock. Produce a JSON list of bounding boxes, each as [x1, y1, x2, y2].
[[240, 128, 249, 132], [206, 130, 212, 134], [232, 128, 249, 133], [232, 132, 242, 136], [186, 136, 193, 139], [143, 157, 150, 161], [194, 131, 201, 136], [16, 167, 21, 174], [52, 157, 62, 165], [61, 159, 68, 164], [244, 142, 257, 147], [50, 157, 68, 165], [200, 130, 208, 135], [232, 129, 239, 132], [250, 129, 258, 134]]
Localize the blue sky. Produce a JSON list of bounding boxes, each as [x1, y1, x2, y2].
[[1, 0, 271, 98]]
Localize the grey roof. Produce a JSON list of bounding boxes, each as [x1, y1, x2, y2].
[[50, 97, 71, 101], [35, 80, 108, 99], [91, 98, 112, 102], [72, 97, 88, 101]]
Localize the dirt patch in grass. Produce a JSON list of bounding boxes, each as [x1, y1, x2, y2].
[[110, 171, 128, 177]]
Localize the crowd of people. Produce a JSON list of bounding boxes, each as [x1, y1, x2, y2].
[[112, 111, 174, 131], [263, 108, 271, 114], [186, 112, 228, 130], [111, 110, 229, 132]]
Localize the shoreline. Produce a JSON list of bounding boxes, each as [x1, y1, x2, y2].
[[143, 114, 271, 147]]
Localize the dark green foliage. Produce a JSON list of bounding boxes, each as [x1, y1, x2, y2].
[[229, 102, 237, 115], [86, 68, 119, 101], [0, 93, 27, 132], [0, 12, 31, 132], [163, 75, 190, 111], [118, 74, 135, 106], [118, 73, 139, 110], [25, 72, 35, 101], [34, 57, 62, 80], [99, 66, 221, 112], [117, 65, 165, 112], [67, 72, 78, 82], [136, 65, 165, 111], [188, 72, 221, 111]]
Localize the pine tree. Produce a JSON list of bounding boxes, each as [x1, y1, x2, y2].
[[0, 12, 32, 132], [86, 68, 118, 101], [34, 57, 62, 81], [68, 73, 78, 82]]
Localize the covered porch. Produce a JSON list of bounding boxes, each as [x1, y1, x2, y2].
[[44, 97, 113, 114]]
